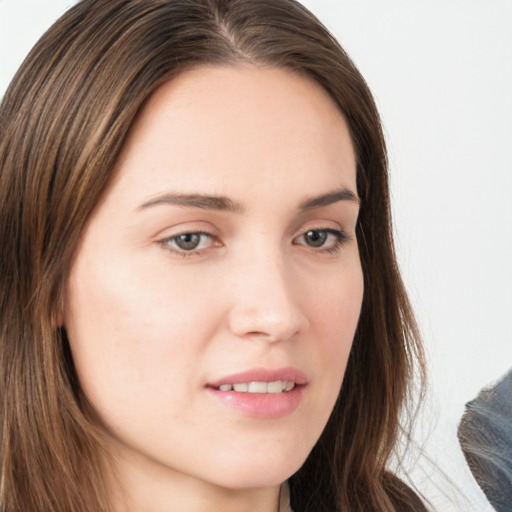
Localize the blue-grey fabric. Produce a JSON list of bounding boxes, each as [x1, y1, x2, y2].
[[458, 368, 512, 512]]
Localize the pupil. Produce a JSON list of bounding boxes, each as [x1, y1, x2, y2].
[[306, 230, 327, 247], [176, 233, 200, 250]]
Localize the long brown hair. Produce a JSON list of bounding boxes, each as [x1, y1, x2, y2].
[[0, 0, 427, 510]]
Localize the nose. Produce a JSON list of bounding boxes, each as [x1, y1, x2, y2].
[[227, 249, 309, 343]]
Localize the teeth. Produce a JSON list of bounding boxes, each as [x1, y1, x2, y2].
[[267, 381, 284, 394], [248, 381, 267, 393], [217, 381, 296, 393], [285, 381, 295, 391]]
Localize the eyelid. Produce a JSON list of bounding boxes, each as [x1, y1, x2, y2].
[[157, 229, 221, 257], [154, 221, 353, 258], [293, 226, 351, 253]]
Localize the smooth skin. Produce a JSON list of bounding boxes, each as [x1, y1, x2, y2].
[[64, 65, 364, 512]]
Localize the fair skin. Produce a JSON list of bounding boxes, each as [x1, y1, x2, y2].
[[64, 65, 363, 512]]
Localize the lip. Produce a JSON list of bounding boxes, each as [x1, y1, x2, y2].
[[206, 366, 308, 419], [207, 367, 308, 388]]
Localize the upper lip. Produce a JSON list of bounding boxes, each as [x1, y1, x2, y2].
[[207, 367, 308, 388]]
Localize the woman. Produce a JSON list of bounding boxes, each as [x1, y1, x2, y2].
[[0, 0, 427, 511]]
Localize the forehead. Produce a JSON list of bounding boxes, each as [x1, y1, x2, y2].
[[110, 65, 356, 202]]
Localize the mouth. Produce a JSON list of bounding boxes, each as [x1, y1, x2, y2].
[[206, 367, 307, 418], [213, 380, 296, 393], [207, 366, 307, 392]]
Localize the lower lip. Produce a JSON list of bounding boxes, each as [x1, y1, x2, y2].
[[206, 386, 305, 419]]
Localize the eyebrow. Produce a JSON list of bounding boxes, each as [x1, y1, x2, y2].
[[138, 187, 359, 213], [298, 187, 360, 211], [139, 193, 245, 213]]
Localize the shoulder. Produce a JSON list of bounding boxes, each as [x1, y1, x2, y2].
[[458, 368, 512, 512]]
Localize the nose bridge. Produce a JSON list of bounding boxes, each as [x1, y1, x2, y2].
[[227, 240, 307, 341]]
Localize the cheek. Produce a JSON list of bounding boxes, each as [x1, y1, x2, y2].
[[301, 260, 364, 425], [63, 253, 219, 413], [311, 259, 364, 353]]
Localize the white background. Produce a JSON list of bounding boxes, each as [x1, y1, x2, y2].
[[1, 1, 511, 510]]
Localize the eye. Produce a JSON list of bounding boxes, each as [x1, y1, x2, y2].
[[303, 230, 329, 247], [159, 231, 216, 255], [174, 233, 204, 250], [294, 228, 348, 253]]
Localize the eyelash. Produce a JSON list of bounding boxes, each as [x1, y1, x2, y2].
[[158, 231, 216, 258], [294, 228, 349, 254], [158, 227, 349, 258]]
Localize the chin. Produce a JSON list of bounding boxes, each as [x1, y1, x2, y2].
[[212, 468, 297, 491], [202, 444, 309, 490]]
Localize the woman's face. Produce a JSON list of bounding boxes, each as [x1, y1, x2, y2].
[[64, 66, 363, 495]]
